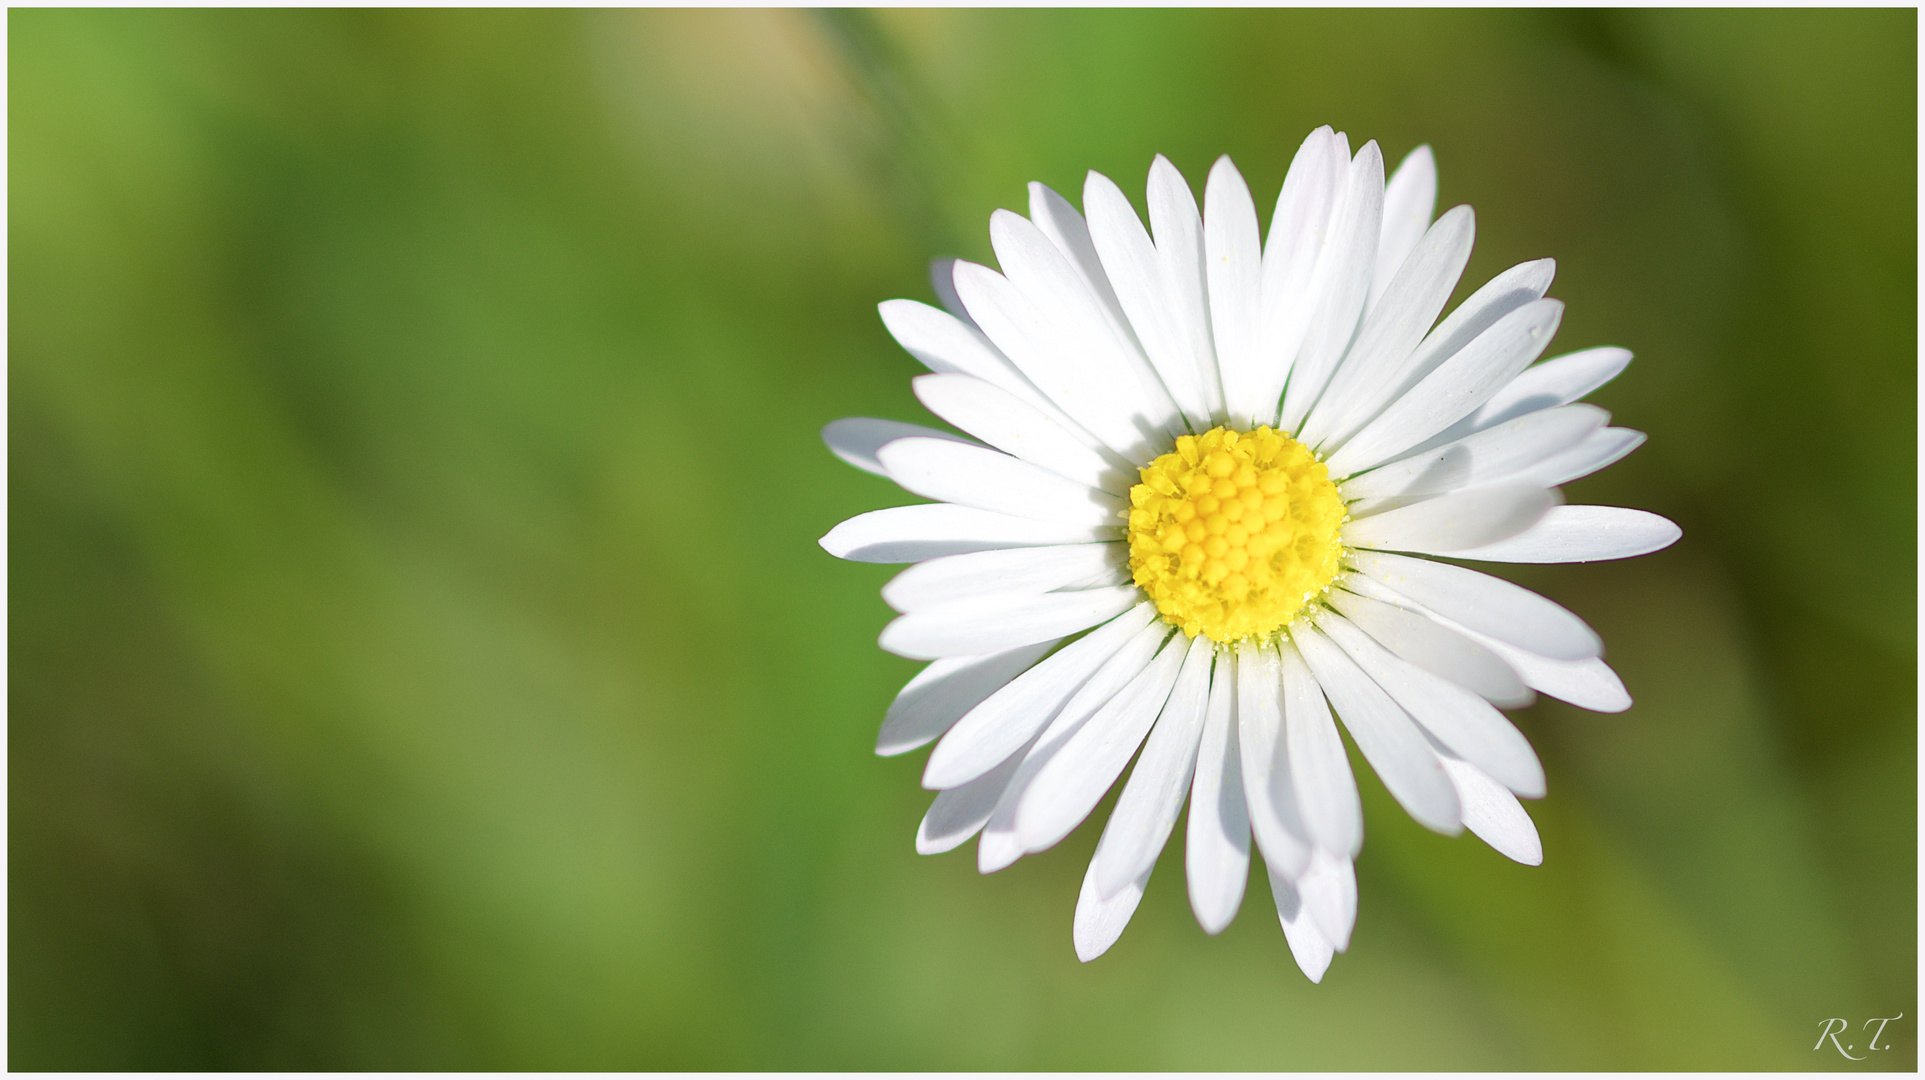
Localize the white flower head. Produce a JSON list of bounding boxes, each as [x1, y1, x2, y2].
[[819, 128, 1680, 980]]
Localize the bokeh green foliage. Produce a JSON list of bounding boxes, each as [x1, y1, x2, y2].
[[10, 8, 1915, 1069]]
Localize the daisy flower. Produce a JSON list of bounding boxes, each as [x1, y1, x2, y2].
[[819, 126, 1680, 980]]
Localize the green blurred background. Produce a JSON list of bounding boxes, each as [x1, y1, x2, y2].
[[10, 8, 1915, 1070]]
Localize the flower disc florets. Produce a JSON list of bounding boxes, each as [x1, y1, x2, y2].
[[1127, 426, 1346, 642]]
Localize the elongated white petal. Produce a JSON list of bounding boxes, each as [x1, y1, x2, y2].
[[1326, 298, 1564, 477], [1351, 550, 1601, 660], [926, 602, 1155, 789], [880, 298, 1054, 416], [878, 640, 1060, 756], [1205, 155, 1264, 429], [1369, 144, 1437, 311], [1296, 847, 1359, 952], [1451, 505, 1680, 564], [1279, 640, 1363, 856], [1362, 259, 1557, 433], [1316, 612, 1544, 797], [929, 259, 974, 325], [1511, 427, 1646, 489], [823, 418, 975, 478], [990, 211, 1182, 446], [1074, 851, 1152, 962], [1186, 650, 1249, 933], [1325, 586, 1532, 708], [1461, 631, 1633, 713], [1269, 863, 1335, 983], [1458, 346, 1633, 434], [1236, 639, 1310, 879], [1149, 155, 1225, 421], [883, 543, 1125, 613], [976, 620, 1173, 870], [1441, 756, 1543, 865], [1279, 141, 1386, 434], [882, 586, 1137, 661], [1302, 205, 1474, 450], [877, 437, 1125, 528], [1016, 632, 1188, 853], [1339, 405, 1604, 502], [1093, 633, 1214, 898], [881, 294, 1108, 454], [953, 260, 1154, 461], [1028, 181, 1136, 346], [912, 373, 1133, 494], [1343, 484, 1559, 555], [1254, 127, 1343, 429], [917, 748, 1025, 854], [1350, 580, 1631, 712], [1293, 625, 1461, 834], [821, 504, 1116, 564], [1084, 170, 1211, 429]]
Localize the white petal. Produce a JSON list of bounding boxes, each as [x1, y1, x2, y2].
[[917, 747, 1025, 854], [953, 259, 1161, 461], [1205, 155, 1264, 429], [1451, 505, 1680, 564], [975, 619, 1173, 870], [1254, 127, 1343, 429], [879, 297, 1112, 454], [1511, 427, 1646, 489], [989, 211, 1182, 444], [881, 585, 1138, 662], [1339, 404, 1604, 502], [1015, 631, 1188, 853], [1083, 170, 1211, 429], [1293, 625, 1461, 835], [1236, 639, 1310, 879], [1368, 144, 1437, 311], [974, 814, 1025, 875], [1074, 851, 1152, 962], [1296, 847, 1359, 951], [1316, 611, 1544, 797], [925, 602, 1155, 789], [1279, 639, 1363, 856], [822, 417, 974, 479], [1092, 633, 1214, 898], [1459, 346, 1633, 434], [1325, 585, 1533, 708], [877, 437, 1126, 528], [1325, 298, 1565, 476], [1148, 155, 1226, 421], [1364, 259, 1557, 437], [879, 298, 1045, 411], [1186, 648, 1249, 934], [912, 373, 1134, 494], [1462, 633, 1633, 713], [1343, 484, 1560, 555], [1342, 574, 1628, 713], [1440, 756, 1543, 865], [1028, 181, 1136, 345], [1351, 550, 1602, 660], [1278, 141, 1385, 434], [883, 543, 1126, 613], [1268, 862, 1335, 983], [929, 258, 974, 326], [878, 640, 1060, 757], [1301, 205, 1475, 450], [820, 503, 1116, 564]]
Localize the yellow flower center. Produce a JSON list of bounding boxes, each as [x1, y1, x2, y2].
[[1127, 426, 1346, 643]]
